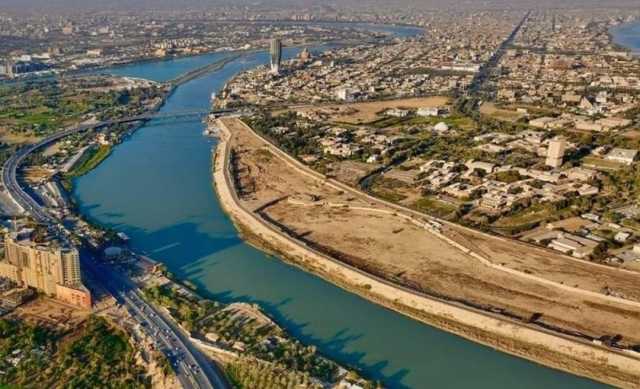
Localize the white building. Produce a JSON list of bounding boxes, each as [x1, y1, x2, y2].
[[546, 137, 566, 168], [605, 148, 638, 165]]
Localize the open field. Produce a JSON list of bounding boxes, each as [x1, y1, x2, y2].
[[223, 116, 640, 338], [0, 126, 41, 145], [582, 156, 625, 171], [4, 297, 91, 331], [292, 96, 450, 124], [445, 224, 640, 301], [214, 117, 640, 387], [479, 102, 527, 122]]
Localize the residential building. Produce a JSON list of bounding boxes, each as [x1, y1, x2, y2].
[[0, 231, 91, 309], [605, 148, 638, 165], [546, 137, 566, 168]]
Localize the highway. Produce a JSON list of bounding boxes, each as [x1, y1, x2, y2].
[[1, 116, 231, 389]]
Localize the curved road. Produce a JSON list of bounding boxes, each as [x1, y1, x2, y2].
[[1, 117, 230, 389]]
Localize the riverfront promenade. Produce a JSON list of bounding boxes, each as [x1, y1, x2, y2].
[[213, 117, 640, 389], [1, 111, 231, 389]]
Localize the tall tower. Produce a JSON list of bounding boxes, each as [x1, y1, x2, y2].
[[546, 137, 566, 168], [270, 38, 282, 74]]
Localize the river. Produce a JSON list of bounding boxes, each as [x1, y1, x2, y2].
[[611, 20, 640, 55], [73, 27, 606, 388]]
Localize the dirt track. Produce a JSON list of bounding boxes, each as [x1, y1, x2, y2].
[[214, 117, 640, 388]]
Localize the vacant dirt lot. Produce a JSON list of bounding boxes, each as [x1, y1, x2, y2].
[[224, 117, 640, 346], [446, 224, 640, 301], [6, 297, 90, 330], [294, 96, 450, 124], [479, 102, 527, 122]]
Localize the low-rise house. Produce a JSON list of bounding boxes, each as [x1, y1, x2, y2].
[[547, 232, 599, 258], [386, 108, 410, 117], [605, 148, 638, 165], [465, 160, 495, 174], [417, 106, 447, 117]]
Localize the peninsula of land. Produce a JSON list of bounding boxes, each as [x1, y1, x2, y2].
[[212, 116, 640, 389]]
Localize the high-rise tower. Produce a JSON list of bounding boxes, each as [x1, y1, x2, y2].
[[270, 38, 282, 74], [546, 137, 566, 168]]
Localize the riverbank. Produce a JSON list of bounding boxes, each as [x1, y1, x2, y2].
[[610, 19, 640, 55], [212, 117, 640, 388], [141, 272, 374, 388]]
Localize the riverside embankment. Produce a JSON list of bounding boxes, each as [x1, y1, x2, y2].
[[213, 117, 640, 388], [74, 44, 612, 388]]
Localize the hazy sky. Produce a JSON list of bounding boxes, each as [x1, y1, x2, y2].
[[2, 0, 639, 14]]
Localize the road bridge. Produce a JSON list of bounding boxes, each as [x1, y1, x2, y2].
[[1, 109, 234, 388]]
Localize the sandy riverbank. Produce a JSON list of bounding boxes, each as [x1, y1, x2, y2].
[[211, 117, 640, 388]]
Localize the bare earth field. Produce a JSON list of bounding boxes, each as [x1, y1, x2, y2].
[[225, 116, 640, 343], [0, 126, 40, 145], [293, 96, 450, 124], [5, 297, 91, 331], [216, 117, 640, 387], [479, 102, 527, 122]]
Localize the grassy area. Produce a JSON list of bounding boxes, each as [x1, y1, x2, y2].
[[493, 207, 551, 228], [413, 197, 458, 219], [143, 284, 364, 386], [0, 76, 163, 143], [67, 145, 112, 177], [369, 176, 410, 203], [479, 102, 526, 123], [582, 156, 625, 171], [0, 316, 149, 388]]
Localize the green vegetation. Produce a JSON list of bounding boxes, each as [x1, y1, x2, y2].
[[245, 111, 321, 158], [224, 357, 378, 389], [493, 170, 524, 183], [414, 197, 458, 219], [369, 177, 409, 202], [582, 156, 624, 171], [0, 316, 149, 388], [59, 145, 112, 191], [0, 76, 163, 140], [144, 284, 367, 386], [67, 145, 112, 177]]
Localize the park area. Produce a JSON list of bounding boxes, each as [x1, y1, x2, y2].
[[0, 310, 148, 388]]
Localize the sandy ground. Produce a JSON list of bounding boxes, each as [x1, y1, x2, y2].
[[293, 96, 450, 124], [0, 126, 41, 145], [6, 297, 91, 330], [479, 102, 527, 122], [214, 117, 640, 388], [446, 224, 640, 301], [266, 203, 640, 343], [224, 117, 640, 346]]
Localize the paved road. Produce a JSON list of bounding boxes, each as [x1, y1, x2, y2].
[[469, 10, 531, 97], [1, 117, 231, 389]]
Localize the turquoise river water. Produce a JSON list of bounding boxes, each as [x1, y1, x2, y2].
[[74, 29, 608, 388]]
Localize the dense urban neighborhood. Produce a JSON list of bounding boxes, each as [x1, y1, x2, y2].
[[2, 1, 640, 388]]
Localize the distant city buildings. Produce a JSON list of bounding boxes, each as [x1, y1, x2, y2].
[[270, 38, 282, 74], [0, 229, 91, 309]]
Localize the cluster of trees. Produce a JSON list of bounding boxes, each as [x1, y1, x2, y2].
[[245, 111, 322, 158], [0, 316, 149, 388], [0, 76, 162, 137], [144, 285, 211, 332], [226, 358, 323, 389], [145, 285, 343, 384]]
